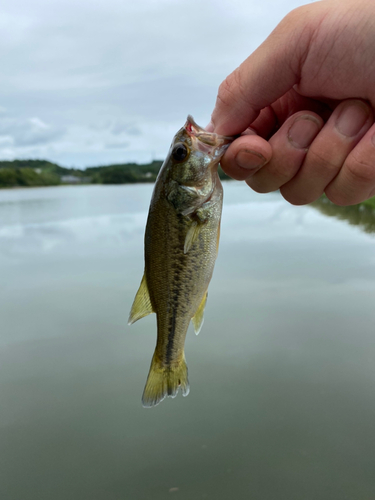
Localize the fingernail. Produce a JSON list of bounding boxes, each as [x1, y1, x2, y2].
[[236, 149, 267, 173], [205, 121, 214, 132], [288, 115, 322, 149], [335, 101, 370, 137]]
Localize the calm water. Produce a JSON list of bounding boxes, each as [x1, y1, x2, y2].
[[1, 184, 375, 500]]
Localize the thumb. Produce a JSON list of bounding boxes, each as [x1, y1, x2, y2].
[[210, 6, 317, 136]]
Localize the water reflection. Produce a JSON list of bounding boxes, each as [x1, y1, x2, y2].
[[1, 185, 375, 500], [311, 196, 375, 234]]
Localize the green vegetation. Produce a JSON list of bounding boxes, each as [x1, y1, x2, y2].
[[0, 159, 87, 188], [362, 197, 375, 210], [0, 167, 60, 187], [2, 160, 375, 227], [311, 196, 375, 234], [87, 161, 163, 184], [0, 159, 231, 188]]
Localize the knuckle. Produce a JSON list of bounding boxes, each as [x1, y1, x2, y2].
[[307, 148, 339, 173], [345, 153, 375, 184], [274, 6, 301, 34], [264, 155, 300, 185], [217, 68, 253, 110], [246, 177, 274, 194], [270, 161, 295, 181], [280, 186, 314, 206], [326, 153, 375, 206], [324, 188, 350, 206], [282, 5, 304, 27], [217, 72, 238, 109]]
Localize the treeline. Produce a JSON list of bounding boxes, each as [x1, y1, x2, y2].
[[0, 159, 85, 188], [88, 161, 163, 184], [0, 159, 231, 188], [0, 167, 60, 187]]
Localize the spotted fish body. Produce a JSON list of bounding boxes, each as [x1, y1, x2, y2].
[[129, 116, 234, 407]]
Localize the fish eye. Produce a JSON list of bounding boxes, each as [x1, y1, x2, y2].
[[172, 143, 189, 162]]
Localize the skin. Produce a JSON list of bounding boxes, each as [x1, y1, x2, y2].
[[208, 0, 375, 206]]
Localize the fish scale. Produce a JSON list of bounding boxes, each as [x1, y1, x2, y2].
[[129, 116, 234, 407]]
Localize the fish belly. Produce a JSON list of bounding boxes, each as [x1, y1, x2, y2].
[[145, 199, 219, 365]]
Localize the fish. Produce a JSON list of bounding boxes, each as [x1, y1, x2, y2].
[[128, 115, 234, 407]]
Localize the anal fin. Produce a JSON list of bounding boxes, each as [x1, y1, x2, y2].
[[128, 274, 154, 325], [191, 291, 207, 335]]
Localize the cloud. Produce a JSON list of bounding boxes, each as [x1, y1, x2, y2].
[[0, 0, 310, 166], [105, 141, 130, 149], [111, 120, 141, 136], [0, 116, 65, 147]]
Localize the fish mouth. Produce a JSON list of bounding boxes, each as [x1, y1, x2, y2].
[[184, 115, 235, 159]]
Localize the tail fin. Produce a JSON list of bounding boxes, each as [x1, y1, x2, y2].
[[142, 353, 190, 408]]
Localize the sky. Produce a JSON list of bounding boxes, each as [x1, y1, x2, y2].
[[0, 0, 312, 168]]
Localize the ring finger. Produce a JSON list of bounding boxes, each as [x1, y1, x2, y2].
[[281, 99, 374, 204]]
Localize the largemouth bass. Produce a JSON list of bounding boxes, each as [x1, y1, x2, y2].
[[129, 116, 234, 407]]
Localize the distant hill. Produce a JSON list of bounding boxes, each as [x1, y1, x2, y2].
[[0, 158, 231, 188], [0, 159, 86, 188], [87, 160, 163, 184], [0, 159, 88, 175]]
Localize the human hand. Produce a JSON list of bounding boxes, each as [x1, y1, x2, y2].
[[209, 0, 375, 205]]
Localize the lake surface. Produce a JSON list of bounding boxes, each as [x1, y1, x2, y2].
[[1, 183, 375, 500]]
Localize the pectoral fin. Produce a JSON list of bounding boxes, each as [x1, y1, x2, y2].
[[128, 274, 154, 325], [191, 291, 208, 335], [184, 221, 201, 254]]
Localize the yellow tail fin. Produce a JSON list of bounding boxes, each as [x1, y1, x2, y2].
[[142, 353, 190, 408]]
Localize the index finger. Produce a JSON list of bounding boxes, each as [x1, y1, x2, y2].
[[210, 8, 312, 136]]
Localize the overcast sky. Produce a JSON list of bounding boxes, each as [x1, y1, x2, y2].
[[0, 0, 312, 168]]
